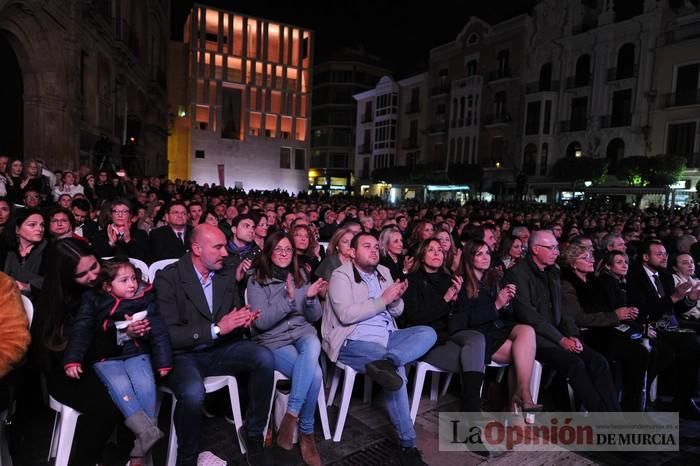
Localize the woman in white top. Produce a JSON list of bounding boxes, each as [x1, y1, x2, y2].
[[671, 253, 700, 319], [52, 171, 84, 202]]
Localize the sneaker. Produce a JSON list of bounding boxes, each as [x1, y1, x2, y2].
[[398, 447, 427, 466], [365, 359, 403, 391]]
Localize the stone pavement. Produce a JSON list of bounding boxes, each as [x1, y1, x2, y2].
[[11, 382, 700, 465]]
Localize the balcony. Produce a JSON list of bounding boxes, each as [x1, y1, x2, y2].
[[431, 83, 450, 96], [455, 75, 483, 88], [525, 80, 560, 94], [360, 113, 373, 123], [559, 120, 587, 132], [427, 123, 447, 134], [483, 113, 512, 126], [487, 69, 513, 82], [606, 65, 638, 82], [600, 113, 632, 128], [402, 138, 419, 150], [664, 90, 700, 108], [357, 143, 372, 154], [405, 102, 420, 114], [565, 75, 593, 89]]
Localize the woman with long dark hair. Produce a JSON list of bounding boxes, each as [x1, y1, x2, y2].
[[452, 240, 541, 413], [246, 232, 326, 466], [292, 223, 322, 275], [3, 208, 48, 299], [32, 239, 151, 465]]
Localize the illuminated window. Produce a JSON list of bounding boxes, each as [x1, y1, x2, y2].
[[281, 116, 292, 139], [267, 23, 280, 63], [270, 91, 281, 114], [265, 114, 277, 138], [295, 118, 306, 141], [249, 112, 261, 136], [195, 105, 209, 130]]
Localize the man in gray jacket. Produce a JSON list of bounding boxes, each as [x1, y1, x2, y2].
[[323, 232, 436, 466]]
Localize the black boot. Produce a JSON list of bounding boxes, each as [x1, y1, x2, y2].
[[460, 371, 484, 413]]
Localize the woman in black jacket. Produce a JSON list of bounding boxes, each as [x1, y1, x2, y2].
[[451, 240, 541, 413], [561, 245, 649, 411], [402, 238, 487, 413]]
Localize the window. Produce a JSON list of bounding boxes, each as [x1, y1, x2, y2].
[[606, 138, 625, 163], [294, 149, 305, 170], [525, 101, 541, 135], [570, 97, 588, 131], [494, 91, 507, 116], [674, 63, 700, 106], [497, 50, 510, 78], [374, 119, 396, 149], [610, 89, 632, 126], [667, 122, 697, 157], [616, 44, 635, 79], [467, 60, 477, 76], [566, 141, 582, 159], [280, 147, 291, 168], [361, 157, 370, 178], [375, 93, 398, 116], [540, 144, 548, 176], [543, 100, 552, 134], [575, 55, 591, 87], [195, 149, 205, 159], [539, 63, 552, 91], [523, 144, 537, 176]]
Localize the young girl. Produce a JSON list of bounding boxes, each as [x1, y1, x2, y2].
[[63, 258, 172, 465]]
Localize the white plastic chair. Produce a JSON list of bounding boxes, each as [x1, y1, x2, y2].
[[269, 370, 332, 441], [160, 375, 246, 465], [47, 396, 82, 466], [148, 258, 178, 283], [20, 295, 33, 328], [325, 361, 374, 442]]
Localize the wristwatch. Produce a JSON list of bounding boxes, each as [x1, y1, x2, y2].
[[213, 324, 221, 336]]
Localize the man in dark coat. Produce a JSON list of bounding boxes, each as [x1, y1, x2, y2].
[[154, 224, 274, 466], [149, 201, 192, 262], [505, 230, 620, 412]]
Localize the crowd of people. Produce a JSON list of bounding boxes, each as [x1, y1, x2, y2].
[[1, 157, 700, 466]]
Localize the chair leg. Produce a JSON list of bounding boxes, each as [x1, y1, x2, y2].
[[567, 382, 576, 411], [165, 397, 178, 466], [54, 408, 79, 466], [327, 366, 341, 407], [226, 380, 247, 454], [48, 410, 60, 460], [410, 365, 428, 425], [440, 373, 453, 397], [362, 375, 373, 403], [317, 386, 332, 440], [429, 371, 440, 401], [332, 368, 356, 442], [531, 361, 543, 405]]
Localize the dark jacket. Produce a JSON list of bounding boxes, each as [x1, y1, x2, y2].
[[591, 270, 628, 313], [380, 254, 406, 281], [63, 284, 172, 371], [560, 267, 620, 328], [505, 256, 579, 347], [3, 239, 48, 297], [403, 268, 452, 341], [626, 263, 693, 324], [149, 225, 192, 262], [155, 253, 245, 352], [92, 225, 151, 264]]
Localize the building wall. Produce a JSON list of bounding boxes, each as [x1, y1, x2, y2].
[[169, 3, 312, 193], [0, 0, 169, 174]]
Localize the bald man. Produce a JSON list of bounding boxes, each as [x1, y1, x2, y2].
[[155, 224, 274, 466]]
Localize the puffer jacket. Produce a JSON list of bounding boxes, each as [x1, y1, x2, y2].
[[63, 283, 172, 371]]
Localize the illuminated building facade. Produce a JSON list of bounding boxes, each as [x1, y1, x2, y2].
[[168, 4, 313, 193]]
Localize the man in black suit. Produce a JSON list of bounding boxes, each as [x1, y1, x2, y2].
[[506, 230, 620, 412], [154, 224, 274, 466], [149, 201, 192, 262], [627, 239, 700, 419], [71, 198, 99, 243]]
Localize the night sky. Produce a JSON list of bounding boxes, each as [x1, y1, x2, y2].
[[171, 0, 537, 77]]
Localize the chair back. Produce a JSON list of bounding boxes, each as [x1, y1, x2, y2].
[[21, 295, 33, 328], [148, 258, 179, 283]]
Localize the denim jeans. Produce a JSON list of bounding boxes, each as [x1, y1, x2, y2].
[[273, 333, 323, 434], [93, 354, 157, 419], [338, 325, 437, 448], [165, 339, 274, 466]]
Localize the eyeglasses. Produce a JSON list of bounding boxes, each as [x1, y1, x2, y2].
[[111, 209, 130, 215], [273, 247, 293, 255], [535, 244, 559, 251], [577, 254, 594, 262]]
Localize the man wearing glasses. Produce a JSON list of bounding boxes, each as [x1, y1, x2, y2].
[[505, 230, 620, 412]]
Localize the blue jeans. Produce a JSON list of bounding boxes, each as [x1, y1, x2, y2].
[[338, 325, 437, 448], [93, 354, 157, 419], [165, 339, 274, 466], [273, 333, 323, 434]]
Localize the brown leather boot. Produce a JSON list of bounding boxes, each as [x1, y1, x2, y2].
[[299, 432, 322, 466], [276, 412, 298, 450]]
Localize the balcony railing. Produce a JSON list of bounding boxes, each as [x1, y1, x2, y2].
[[431, 84, 450, 96], [360, 113, 373, 123], [525, 80, 560, 94], [664, 90, 700, 108], [487, 69, 512, 82], [600, 113, 632, 128], [606, 65, 638, 81], [357, 143, 372, 154], [483, 113, 512, 126], [427, 123, 447, 134], [401, 138, 419, 150], [559, 120, 588, 132], [565, 75, 593, 89], [405, 102, 420, 114]]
